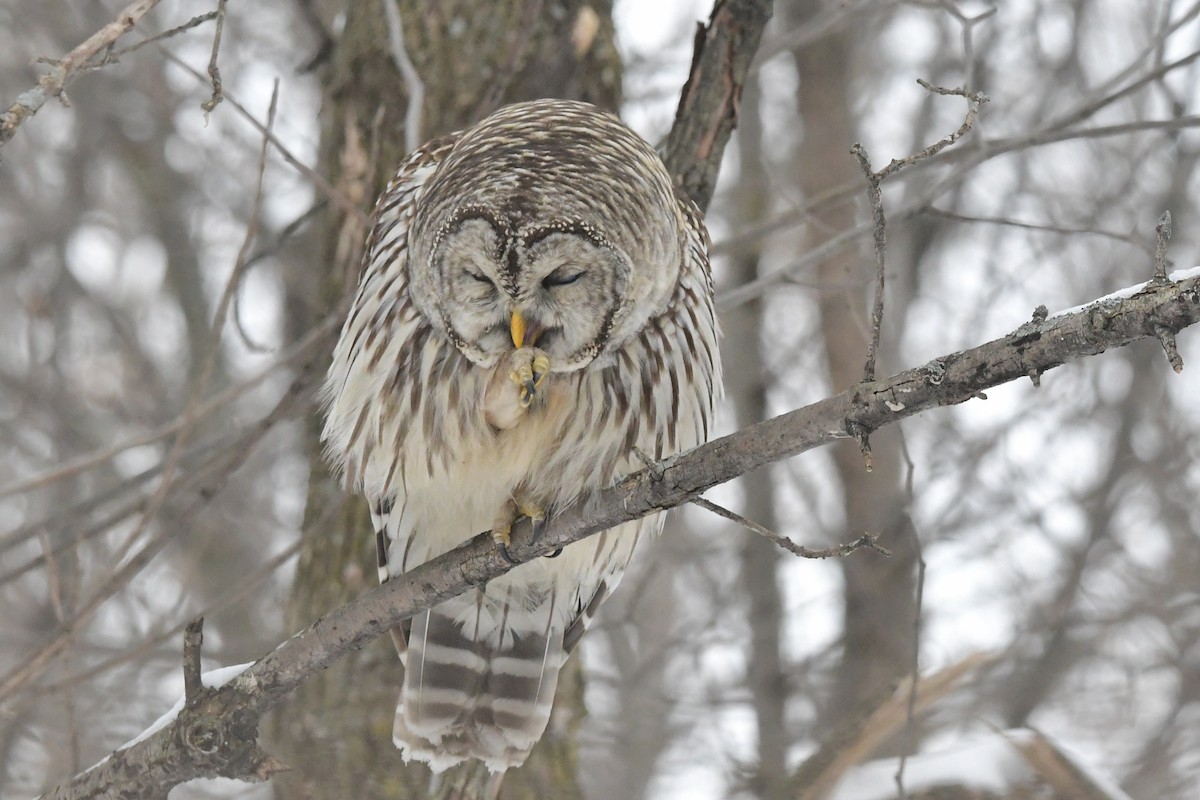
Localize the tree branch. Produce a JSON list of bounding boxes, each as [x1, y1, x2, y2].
[[664, 0, 773, 211], [0, 0, 162, 150], [40, 268, 1200, 798]]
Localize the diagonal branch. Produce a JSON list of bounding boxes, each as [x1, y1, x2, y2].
[[0, 0, 162, 149], [40, 268, 1200, 799]]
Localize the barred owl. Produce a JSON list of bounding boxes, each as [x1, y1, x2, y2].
[[322, 99, 720, 772]]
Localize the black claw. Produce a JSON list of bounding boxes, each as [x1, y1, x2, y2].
[[530, 518, 561, 557], [497, 542, 519, 566]]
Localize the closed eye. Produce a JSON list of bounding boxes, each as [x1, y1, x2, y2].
[[466, 270, 494, 286], [542, 270, 584, 289]]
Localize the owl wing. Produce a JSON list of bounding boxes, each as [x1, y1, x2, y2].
[[322, 134, 461, 653], [561, 191, 721, 655]]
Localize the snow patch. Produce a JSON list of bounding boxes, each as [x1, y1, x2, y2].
[[118, 662, 255, 751], [826, 733, 1033, 800], [1034, 728, 1135, 800], [1051, 266, 1200, 318], [825, 728, 1134, 800], [59, 661, 258, 791]]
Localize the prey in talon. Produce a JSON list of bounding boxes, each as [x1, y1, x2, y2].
[[483, 309, 553, 430], [509, 310, 550, 408], [511, 352, 550, 408]]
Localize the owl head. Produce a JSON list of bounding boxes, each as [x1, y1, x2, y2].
[[406, 100, 686, 372]]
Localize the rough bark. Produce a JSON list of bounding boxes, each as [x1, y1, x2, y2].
[[664, 0, 774, 212]]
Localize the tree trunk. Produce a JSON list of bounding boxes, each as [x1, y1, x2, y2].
[[725, 79, 791, 800], [271, 2, 621, 798], [786, 0, 919, 732]]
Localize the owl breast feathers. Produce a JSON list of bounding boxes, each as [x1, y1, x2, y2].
[[322, 99, 721, 772]]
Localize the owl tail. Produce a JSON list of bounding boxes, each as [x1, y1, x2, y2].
[[394, 594, 565, 772]]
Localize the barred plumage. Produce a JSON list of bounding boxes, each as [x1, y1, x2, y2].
[[322, 99, 721, 772]]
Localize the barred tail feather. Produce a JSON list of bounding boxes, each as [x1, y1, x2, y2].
[[395, 595, 565, 772]]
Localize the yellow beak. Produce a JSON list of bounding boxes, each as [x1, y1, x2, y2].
[[510, 311, 527, 348], [511, 311, 543, 348]]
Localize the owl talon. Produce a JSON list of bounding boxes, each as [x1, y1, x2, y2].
[[529, 513, 547, 544], [491, 496, 548, 564], [525, 512, 562, 558], [492, 521, 520, 565], [497, 541, 519, 566], [532, 353, 549, 381], [491, 511, 514, 552], [509, 349, 551, 408]]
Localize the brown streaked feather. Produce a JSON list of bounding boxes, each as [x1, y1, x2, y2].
[[321, 100, 721, 774]]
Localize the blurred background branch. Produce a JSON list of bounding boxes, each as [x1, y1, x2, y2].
[[0, 0, 163, 148]]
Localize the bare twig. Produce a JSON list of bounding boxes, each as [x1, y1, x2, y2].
[[851, 137, 885, 467], [848, 80, 987, 463], [34, 527, 67, 623], [108, 11, 219, 60], [200, 0, 228, 115], [160, 49, 371, 230], [183, 619, 205, 705], [0, 86, 286, 706], [691, 496, 890, 559], [1154, 324, 1183, 373], [1151, 212, 1184, 372], [718, 209, 916, 310], [0, 0, 163, 149], [217, 78, 279, 357], [990, 115, 1200, 152], [925, 206, 1151, 252], [233, 201, 325, 354], [873, 81, 988, 182], [1154, 210, 1173, 281], [1027, 305, 1048, 386], [230, 300, 275, 354], [851, 142, 887, 384], [717, 116, 1200, 312], [382, 0, 424, 153], [918, 1, 997, 91], [1048, 4, 1200, 132]]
